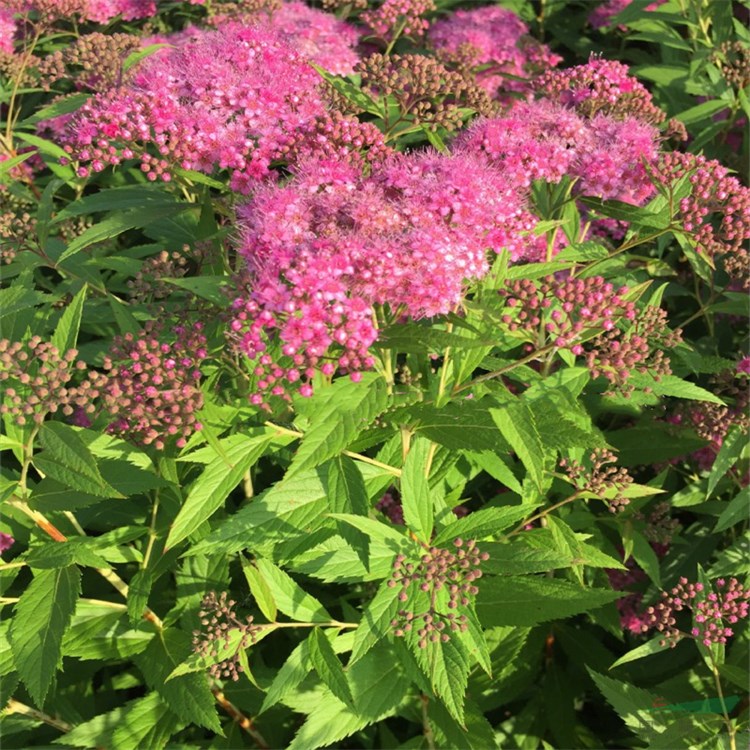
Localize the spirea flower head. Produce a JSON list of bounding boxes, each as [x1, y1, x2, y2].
[[230, 152, 535, 404], [102, 321, 206, 450], [644, 577, 750, 647], [0, 337, 105, 426], [537, 55, 667, 126], [429, 5, 561, 97], [0, 8, 16, 53], [60, 23, 328, 191]]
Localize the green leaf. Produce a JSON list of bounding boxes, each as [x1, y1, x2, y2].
[[136, 629, 222, 733], [476, 576, 622, 626], [127, 570, 153, 624], [254, 558, 331, 622], [587, 669, 666, 740], [413, 634, 470, 725], [707, 425, 745, 498], [57, 204, 191, 264], [51, 286, 86, 353], [630, 530, 661, 588], [0, 152, 35, 182], [241, 557, 277, 622], [609, 638, 665, 670], [186, 467, 330, 558], [309, 628, 354, 707], [11, 566, 81, 705], [714, 487, 749, 533], [160, 276, 230, 306], [432, 505, 535, 546], [288, 373, 388, 476], [165, 432, 276, 549], [55, 691, 184, 750], [34, 423, 122, 498], [260, 638, 311, 713], [22, 92, 90, 126], [54, 186, 180, 220], [628, 373, 725, 405], [325, 456, 369, 516], [350, 579, 401, 664], [25, 539, 110, 570], [311, 65, 383, 116], [490, 401, 546, 492], [400, 436, 433, 541]]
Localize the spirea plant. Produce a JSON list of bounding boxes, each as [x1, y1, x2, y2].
[[0, 1, 748, 749]]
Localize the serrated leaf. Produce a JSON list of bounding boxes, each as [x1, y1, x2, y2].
[[714, 487, 750, 533], [609, 637, 665, 670], [11, 566, 81, 705], [165, 432, 275, 549], [35, 422, 122, 498], [476, 576, 622, 626], [55, 691, 184, 750], [136, 629, 222, 733], [187, 467, 330, 558], [288, 374, 388, 476], [707, 425, 745, 498], [127, 569, 153, 624], [490, 401, 546, 492], [241, 558, 277, 622], [432, 505, 536, 546], [309, 628, 354, 707], [25, 539, 110, 570], [350, 579, 402, 664], [254, 558, 331, 622], [260, 638, 311, 713], [401, 436, 433, 541], [51, 286, 86, 353]]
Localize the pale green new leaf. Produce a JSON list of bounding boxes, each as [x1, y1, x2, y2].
[[51, 286, 86, 353]]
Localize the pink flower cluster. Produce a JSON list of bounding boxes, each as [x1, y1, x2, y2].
[[0, 532, 15, 554], [459, 98, 659, 205], [60, 23, 328, 191], [231, 152, 536, 403], [429, 5, 561, 97], [362, 0, 435, 42], [102, 322, 206, 450], [0, 8, 15, 52], [269, 0, 360, 76], [644, 577, 750, 647], [1, 0, 165, 25]]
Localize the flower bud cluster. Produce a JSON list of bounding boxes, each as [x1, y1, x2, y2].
[[500, 275, 636, 351], [355, 53, 495, 132], [1, 195, 36, 263], [362, 0, 435, 42], [0, 337, 104, 426], [714, 41, 750, 90], [127, 249, 189, 303], [39, 32, 140, 92], [643, 577, 750, 648], [321, 0, 367, 10], [536, 55, 667, 126], [429, 5, 561, 98], [560, 448, 633, 512], [102, 322, 206, 450], [637, 501, 681, 546], [192, 591, 258, 682], [376, 492, 404, 525], [654, 152, 750, 287], [585, 305, 682, 393], [388, 538, 488, 648]]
